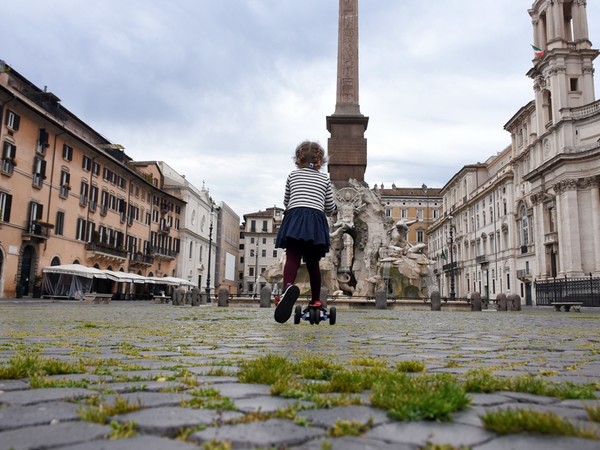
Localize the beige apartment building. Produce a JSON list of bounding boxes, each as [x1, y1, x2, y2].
[[0, 64, 184, 298], [240, 207, 284, 296], [377, 184, 442, 247]]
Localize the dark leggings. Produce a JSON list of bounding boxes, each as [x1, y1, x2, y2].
[[283, 243, 321, 302]]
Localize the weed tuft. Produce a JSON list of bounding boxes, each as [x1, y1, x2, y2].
[[481, 408, 598, 439]]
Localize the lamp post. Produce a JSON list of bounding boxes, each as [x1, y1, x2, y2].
[[448, 215, 456, 300], [253, 240, 259, 298], [205, 204, 215, 302]]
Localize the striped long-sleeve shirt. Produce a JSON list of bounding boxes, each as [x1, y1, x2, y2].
[[284, 168, 336, 214]]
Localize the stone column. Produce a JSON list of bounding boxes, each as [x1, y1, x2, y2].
[[557, 180, 584, 276], [573, 0, 589, 42], [591, 178, 600, 273], [546, 1, 556, 42]]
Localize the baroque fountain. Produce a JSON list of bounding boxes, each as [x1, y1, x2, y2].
[[264, 180, 433, 299]]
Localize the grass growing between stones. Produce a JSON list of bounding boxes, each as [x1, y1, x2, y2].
[[238, 354, 470, 421], [0, 351, 84, 379], [183, 387, 236, 410], [480, 408, 599, 439], [464, 368, 597, 399], [328, 418, 374, 437], [78, 395, 142, 424]]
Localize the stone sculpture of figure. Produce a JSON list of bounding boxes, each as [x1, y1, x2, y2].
[[388, 218, 417, 252]]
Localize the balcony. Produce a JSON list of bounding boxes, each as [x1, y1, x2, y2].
[[85, 241, 127, 263], [151, 246, 177, 260], [442, 261, 457, 272], [517, 269, 532, 280], [129, 251, 154, 267], [476, 255, 487, 264], [22, 220, 53, 241], [544, 232, 558, 246], [159, 223, 171, 234]]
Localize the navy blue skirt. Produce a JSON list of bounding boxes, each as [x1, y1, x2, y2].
[[276, 207, 331, 258]]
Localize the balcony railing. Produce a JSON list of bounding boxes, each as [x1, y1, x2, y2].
[[151, 246, 177, 259], [476, 255, 487, 264], [129, 251, 154, 265], [85, 241, 127, 259], [23, 220, 53, 240], [517, 269, 531, 279]]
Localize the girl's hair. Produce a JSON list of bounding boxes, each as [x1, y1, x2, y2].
[[294, 141, 327, 170]]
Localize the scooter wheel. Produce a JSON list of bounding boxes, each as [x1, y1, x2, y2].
[[313, 307, 321, 325], [308, 307, 316, 324], [294, 304, 302, 324], [329, 306, 336, 325]]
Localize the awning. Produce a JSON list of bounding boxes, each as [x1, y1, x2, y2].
[[104, 270, 147, 284], [42, 264, 108, 279]]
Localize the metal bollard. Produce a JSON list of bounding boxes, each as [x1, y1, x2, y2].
[[430, 290, 442, 311], [259, 285, 271, 308]]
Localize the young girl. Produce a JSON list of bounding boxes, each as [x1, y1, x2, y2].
[[274, 140, 337, 323]]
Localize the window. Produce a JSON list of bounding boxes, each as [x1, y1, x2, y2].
[[1, 141, 17, 174], [29, 201, 43, 227], [37, 128, 49, 154], [417, 208, 423, 220], [0, 191, 12, 222], [262, 237, 267, 244], [59, 170, 70, 197], [92, 161, 100, 176], [249, 267, 254, 277], [6, 110, 20, 130], [261, 249, 266, 258], [272, 250, 277, 258], [55, 211, 64, 235], [520, 205, 529, 247], [76, 218, 86, 241], [401, 209, 408, 218], [82, 155, 91, 171], [385, 208, 391, 217], [570, 77, 579, 92], [417, 230, 424, 243], [250, 249, 255, 257], [80, 181, 89, 206], [62, 144, 73, 161], [32, 157, 47, 188], [89, 185, 98, 210], [262, 220, 268, 232], [189, 241, 193, 259]]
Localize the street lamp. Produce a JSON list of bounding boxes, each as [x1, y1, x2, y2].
[[253, 240, 259, 298], [205, 204, 217, 302], [448, 215, 456, 300]]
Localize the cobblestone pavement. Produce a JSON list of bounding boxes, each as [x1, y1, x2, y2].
[[0, 300, 599, 449]]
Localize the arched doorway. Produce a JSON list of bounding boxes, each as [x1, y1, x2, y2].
[[19, 245, 36, 296]]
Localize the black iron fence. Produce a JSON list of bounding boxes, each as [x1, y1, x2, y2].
[[535, 275, 600, 307]]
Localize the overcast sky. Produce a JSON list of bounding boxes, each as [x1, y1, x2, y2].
[[2, 1, 599, 219]]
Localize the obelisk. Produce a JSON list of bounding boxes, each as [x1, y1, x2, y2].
[[327, 0, 369, 187]]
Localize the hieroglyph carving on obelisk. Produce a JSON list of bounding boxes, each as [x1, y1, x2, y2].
[[335, 0, 361, 115]]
